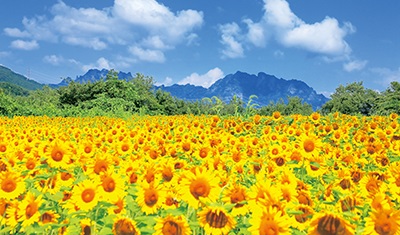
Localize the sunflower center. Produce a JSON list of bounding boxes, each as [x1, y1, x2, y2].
[[102, 176, 116, 192], [114, 219, 137, 235], [339, 179, 351, 190], [275, 157, 285, 166], [83, 225, 91, 235], [1, 178, 17, 193], [259, 218, 280, 235], [41, 212, 53, 224], [206, 211, 228, 228], [303, 139, 315, 153], [297, 192, 312, 206], [366, 179, 380, 193], [144, 189, 158, 207], [190, 179, 210, 199], [84, 146, 92, 154], [121, 144, 129, 152], [26, 160, 36, 170], [94, 161, 108, 174], [61, 172, 72, 181], [230, 190, 245, 208], [130, 172, 138, 184], [295, 207, 311, 223], [375, 222, 392, 234], [162, 169, 173, 182], [81, 189, 95, 203], [162, 221, 182, 235], [0, 145, 6, 152], [52, 150, 63, 162], [25, 203, 38, 218], [317, 215, 345, 235]]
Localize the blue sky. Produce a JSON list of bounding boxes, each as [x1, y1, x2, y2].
[[1, 0, 400, 96]]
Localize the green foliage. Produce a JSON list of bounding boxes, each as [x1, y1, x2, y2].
[[2, 68, 400, 118], [0, 65, 43, 90], [321, 82, 378, 116], [258, 96, 313, 116], [0, 82, 30, 96], [373, 81, 400, 115]]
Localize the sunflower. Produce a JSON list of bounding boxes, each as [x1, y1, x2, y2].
[[154, 214, 191, 235], [248, 206, 291, 235], [80, 218, 96, 235], [44, 140, 72, 169], [180, 167, 220, 209], [198, 205, 236, 235], [71, 179, 100, 211], [0, 171, 26, 200], [38, 210, 59, 226], [136, 180, 165, 215], [107, 195, 127, 215], [222, 182, 250, 216], [364, 209, 400, 235], [308, 212, 354, 235], [287, 204, 313, 232], [112, 215, 141, 235], [17, 192, 43, 228], [97, 171, 127, 203]]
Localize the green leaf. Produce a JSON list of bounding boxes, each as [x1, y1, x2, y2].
[[98, 227, 113, 235]]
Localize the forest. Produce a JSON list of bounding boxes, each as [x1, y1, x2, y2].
[[1, 70, 400, 118]]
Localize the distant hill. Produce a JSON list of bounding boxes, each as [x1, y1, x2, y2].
[[0, 65, 43, 90], [49, 69, 134, 87], [159, 71, 329, 110], [0, 65, 329, 109]]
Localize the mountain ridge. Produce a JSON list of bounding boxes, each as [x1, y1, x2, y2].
[[0, 65, 329, 109]]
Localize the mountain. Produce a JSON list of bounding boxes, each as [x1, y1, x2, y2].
[[158, 71, 329, 110], [0, 65, 43, 90], [50, 68, 134, 87]]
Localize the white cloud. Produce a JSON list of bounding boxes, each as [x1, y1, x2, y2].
[[43, 55, 64, 65], [243, 19, 267, 47], [219, 23, 244, 59], [4, 28, 30, 38], [113, 0, 203, 42], [63, 36, 107, 50], [219, 0, 354, 58], [370, 67, 400, 87], [155, 77, 173, 86], [82, 57, 115, 71], [10, 40, 39, 50], [343, 59, 368, 72], [280, 17, 352, 56], [178, 67, 224, 88], [5, 0, 203, 63], [129, 46, 165, 63]]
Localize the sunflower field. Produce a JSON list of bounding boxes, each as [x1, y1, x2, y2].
[[1, 112, 400, 235]]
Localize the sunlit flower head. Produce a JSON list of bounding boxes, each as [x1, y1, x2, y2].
[[198, 205, 236, 235], [154, 214, 191, 235]]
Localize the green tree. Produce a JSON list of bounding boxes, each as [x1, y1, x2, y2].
[[374, 81, 400, 115], [321, 82, 378, 115]]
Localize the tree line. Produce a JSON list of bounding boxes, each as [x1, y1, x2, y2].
[[0, 70, 399, 117]]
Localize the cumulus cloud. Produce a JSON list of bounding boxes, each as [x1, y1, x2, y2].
[[4, 28, 31, 38], [43, 55, 64, 65], [129, 46, 165, 63], [155, 76, 173, 86], [178, 67, 224, 88], [5, 0, 203, 63], [370, 67, 400, 87], [10, 40, 39, 50], [343, 59, 368, 72], [219, 0, 354, 58], [219, 23, 244, 59], [82, 57, 115, 71]]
